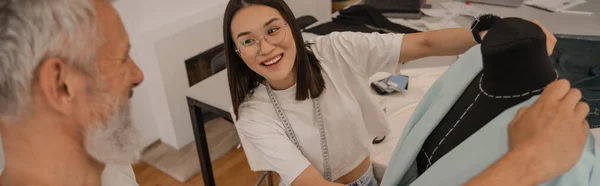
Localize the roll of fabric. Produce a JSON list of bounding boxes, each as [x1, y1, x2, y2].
[[306, 5, 420, 35]]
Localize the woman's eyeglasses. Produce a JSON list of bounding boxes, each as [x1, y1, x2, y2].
[[235, 24, 289, 57]]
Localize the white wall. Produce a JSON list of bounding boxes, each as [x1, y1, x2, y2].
[[114, 0, 331, 149], [285, 0, 331, 21]]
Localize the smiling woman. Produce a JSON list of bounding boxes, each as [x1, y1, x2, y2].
[[223, 1, 406, 185], [234, 21, 289, 67], [223, 0, 326, 119], [220, 0, 473, 185]]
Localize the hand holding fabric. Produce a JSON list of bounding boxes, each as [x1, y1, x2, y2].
[[508, 79, 590, 183]]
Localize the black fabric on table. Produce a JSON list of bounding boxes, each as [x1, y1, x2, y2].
[[305, 5, 420, 35]]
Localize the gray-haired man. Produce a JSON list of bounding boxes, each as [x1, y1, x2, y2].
[[0, 0, 144, 185]]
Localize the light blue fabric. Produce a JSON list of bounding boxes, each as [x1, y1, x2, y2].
[[380, 45, 600, 186]]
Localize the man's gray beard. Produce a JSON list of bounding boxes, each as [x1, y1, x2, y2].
[[84, 100, 143, 165]]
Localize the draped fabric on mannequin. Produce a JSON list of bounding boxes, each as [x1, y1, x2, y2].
[[417, 18, 559, 173], [380, 18, 600, 186]]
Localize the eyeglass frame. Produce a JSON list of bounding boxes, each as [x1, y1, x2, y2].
[[234, 23, 289, 57]]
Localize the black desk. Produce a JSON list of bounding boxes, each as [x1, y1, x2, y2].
[[185, 71, 232, 186]]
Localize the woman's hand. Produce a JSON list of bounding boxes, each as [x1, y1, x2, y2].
[[508, 79, 590, 183]]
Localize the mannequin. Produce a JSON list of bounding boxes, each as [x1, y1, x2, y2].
[[417, 17, 559, 174], [381, 17, 599, 186]]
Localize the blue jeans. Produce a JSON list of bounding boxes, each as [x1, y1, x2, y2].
[[347, 163, 378, 186], [551, 35, 600, 128]]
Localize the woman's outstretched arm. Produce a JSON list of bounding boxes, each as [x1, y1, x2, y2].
[[397, 20, 556, 63]]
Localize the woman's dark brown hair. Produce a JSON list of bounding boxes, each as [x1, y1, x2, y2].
[[223, 0, 325, 119]]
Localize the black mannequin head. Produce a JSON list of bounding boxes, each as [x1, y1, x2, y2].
[[479, 17, 557, 95], [417, 18, 560, 173]]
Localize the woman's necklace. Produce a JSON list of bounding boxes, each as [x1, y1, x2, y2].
[[265, 83, 333, 181]]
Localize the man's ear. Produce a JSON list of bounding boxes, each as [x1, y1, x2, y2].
[[36, 58, 77, 114]]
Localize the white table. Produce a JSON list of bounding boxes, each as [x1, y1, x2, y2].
[[472, 0, 600, 36], [368, 66, 451, 180], [398, 0, 600, 36], [184, 70, 232, 186], [186, 70, 232, 114]]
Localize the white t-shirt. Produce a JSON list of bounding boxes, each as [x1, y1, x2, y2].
[[235, 31, 404, 185]]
